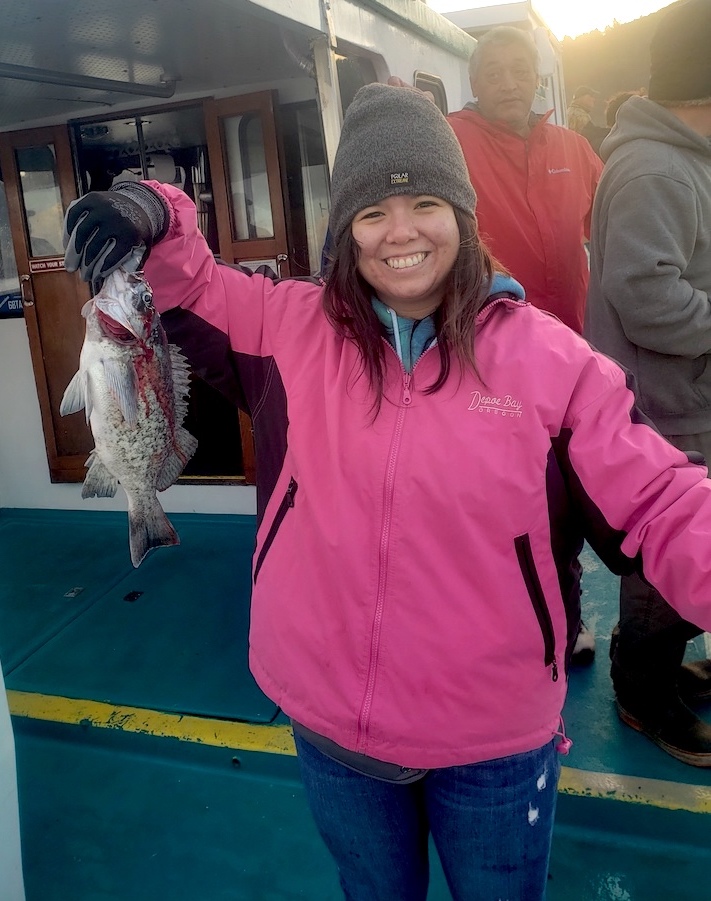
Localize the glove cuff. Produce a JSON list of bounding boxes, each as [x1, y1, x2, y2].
[[110, 181, 170, 243]]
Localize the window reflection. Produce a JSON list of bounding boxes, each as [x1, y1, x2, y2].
[[74, 108, 216, 249], [15, 145, 64, 257], [222, 114, 274, 241]]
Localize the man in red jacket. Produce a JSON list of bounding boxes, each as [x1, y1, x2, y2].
[[447, 26, 602, 663], [447, 26, 602, 335]]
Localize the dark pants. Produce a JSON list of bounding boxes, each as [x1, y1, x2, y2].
[[294, 733, 560, 901], [612, 431, 710, 710]]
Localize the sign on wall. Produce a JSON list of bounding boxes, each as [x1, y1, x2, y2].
[[0, 292, 22, 318]]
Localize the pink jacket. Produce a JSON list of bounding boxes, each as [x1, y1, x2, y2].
[[447, 107, 603, 334], [145, 182, 711, 768]]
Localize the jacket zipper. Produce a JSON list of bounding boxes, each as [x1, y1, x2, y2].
[[356, 356, 418, 751], [253, 477, 298, 584], [514, 534, 558, 682]]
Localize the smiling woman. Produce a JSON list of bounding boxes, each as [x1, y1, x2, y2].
[[56, 75, 711, 901], [351, 196, 460, 318]]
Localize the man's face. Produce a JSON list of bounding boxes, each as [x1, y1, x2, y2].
[[470, 42, 538, 132], [577, 93, 596, 112]]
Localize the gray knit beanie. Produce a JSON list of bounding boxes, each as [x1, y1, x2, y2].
[[328, 83, 477, 242]]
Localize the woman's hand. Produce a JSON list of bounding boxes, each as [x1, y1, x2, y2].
[[63, 182, 168, 285]]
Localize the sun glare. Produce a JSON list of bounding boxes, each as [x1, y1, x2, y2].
[[426, 0, 670, 40]]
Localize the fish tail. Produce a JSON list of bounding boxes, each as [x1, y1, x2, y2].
[[127, 496, 179, 568]]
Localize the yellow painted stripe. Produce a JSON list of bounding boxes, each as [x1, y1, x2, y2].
[[559, 765, 711, 814], [9, 690, 711, 813], [7, 690, 296, 756]]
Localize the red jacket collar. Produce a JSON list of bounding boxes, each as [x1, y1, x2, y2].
[[450, 104, 554, 141]]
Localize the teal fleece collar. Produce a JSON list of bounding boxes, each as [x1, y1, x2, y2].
[[373, 273, 524, 372]]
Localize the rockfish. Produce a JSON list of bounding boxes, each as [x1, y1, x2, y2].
[[61, 269, 197, 567]]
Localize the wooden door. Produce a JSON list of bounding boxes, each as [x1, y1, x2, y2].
[[0, 127, 90, 483], [204, 91, 292, 483], [204, 91, 290, 275]]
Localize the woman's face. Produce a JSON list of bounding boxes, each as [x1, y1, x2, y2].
[[351, 195, 460, 318]]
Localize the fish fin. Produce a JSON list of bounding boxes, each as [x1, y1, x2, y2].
[[127, 497, 179, 567], [81, 451, 118, 499], [155, 427, 199, 491], [169, 344, 192, 423], [60, 370, 87, 416], [103, 359, 138, 426]]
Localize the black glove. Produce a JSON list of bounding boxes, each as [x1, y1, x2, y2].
[[63, 181, 169, 285]]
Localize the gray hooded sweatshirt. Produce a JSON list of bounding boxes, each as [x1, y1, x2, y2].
[[585, 95, 711, 435]]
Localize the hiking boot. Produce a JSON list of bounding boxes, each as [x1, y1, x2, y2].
[[570, 620, 595, 666], [678, 659, 711, 705], [616, 696, 711, 767]]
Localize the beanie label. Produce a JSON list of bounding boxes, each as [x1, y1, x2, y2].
[[390, 172, 410, 185]]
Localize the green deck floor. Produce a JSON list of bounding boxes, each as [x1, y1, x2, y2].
[[3, 507, 711, 900]]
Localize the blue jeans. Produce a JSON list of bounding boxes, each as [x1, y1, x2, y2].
[[294, 733, 560, 901]]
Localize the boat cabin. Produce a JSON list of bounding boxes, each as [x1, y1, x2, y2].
[[1, 3, 711, 900]]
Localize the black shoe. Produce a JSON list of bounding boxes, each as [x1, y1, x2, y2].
[[609, 622, 620, 661], [616, 696, 711, 767], [610, 628, 711, 704], [570, 620, 595, 666], [678, 659, 711, 705]]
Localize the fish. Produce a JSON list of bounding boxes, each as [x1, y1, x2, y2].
[[60, 268, 198, 567]]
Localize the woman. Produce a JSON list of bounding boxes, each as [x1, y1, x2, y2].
[[63, 84, 711, 900]]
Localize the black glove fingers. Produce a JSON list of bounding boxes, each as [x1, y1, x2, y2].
[[63, 203, 89, 245], [100, 240, 136, 279], [83, 225, 114, 270], [80, 234, 114, 283], [62, 186, 166, 283], [64, 220, 94, 274]]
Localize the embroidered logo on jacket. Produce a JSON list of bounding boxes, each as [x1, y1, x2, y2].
[[468, 391, 522, 417], [390, 172, 409, 185], [548, 167, 571, 175]]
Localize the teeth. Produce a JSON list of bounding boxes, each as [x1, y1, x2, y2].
[[386, 252, 426, 269]]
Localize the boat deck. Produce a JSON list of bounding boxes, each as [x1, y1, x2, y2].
[[2, 507, 711, 900]]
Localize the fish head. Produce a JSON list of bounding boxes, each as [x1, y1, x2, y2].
[[91, 269, 158, 344]]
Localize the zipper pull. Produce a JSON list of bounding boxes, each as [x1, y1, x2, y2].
[[286, 477, 297, 506], [402, 374, 412, 406], [551, 659, 559, 682], [554, 716, 573, 755]]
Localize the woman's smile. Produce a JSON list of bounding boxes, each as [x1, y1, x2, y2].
[[352, 195, 459, 318], [384, 251, 428, 270]]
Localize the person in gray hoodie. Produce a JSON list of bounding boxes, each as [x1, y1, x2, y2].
[[586, 0, 711, 766]]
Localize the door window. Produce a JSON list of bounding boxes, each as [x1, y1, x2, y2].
[[280, 102, 330, 276], [15, 145, 64, 257], [222, 114, 275, 242], [75, 107, 217, 250]]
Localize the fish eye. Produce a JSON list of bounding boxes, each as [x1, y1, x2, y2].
[[140, 290, 153, 307]]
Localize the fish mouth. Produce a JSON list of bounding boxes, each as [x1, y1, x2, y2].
[[94, 294, 152, 342], [96, 307, 140, 343]]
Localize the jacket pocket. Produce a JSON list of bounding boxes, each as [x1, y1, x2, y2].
[[254, 477, 298, 584], [514, 534, 559, 682]]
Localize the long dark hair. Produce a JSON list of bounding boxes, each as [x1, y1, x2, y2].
[[323, 207, 499, 409]]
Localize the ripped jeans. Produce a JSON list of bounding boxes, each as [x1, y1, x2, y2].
[[294, 733, 560, 901]]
